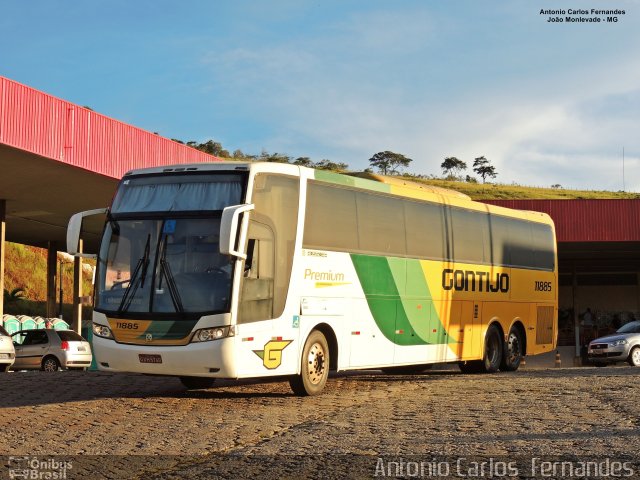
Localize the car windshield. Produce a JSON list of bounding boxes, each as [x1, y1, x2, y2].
[[616, 321, 640, 334]]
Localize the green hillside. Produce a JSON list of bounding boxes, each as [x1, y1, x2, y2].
[[402, 176, 639, 200], [3, 242, 94, 316]]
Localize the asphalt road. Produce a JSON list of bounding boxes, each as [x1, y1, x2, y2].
[[1, 365, 640, 479]]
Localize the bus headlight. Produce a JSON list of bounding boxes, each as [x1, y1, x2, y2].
[[93, 323, 114, 339], [192, 326, 234, 343]]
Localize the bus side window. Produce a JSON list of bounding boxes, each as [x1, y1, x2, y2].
[[238, 219, 275, 323]]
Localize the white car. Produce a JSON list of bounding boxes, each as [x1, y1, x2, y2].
[[0, 325, 16, 372], [11, 329, 92, 371]]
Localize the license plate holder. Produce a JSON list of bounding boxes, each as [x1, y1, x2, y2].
[[139, 354, 162, 364]]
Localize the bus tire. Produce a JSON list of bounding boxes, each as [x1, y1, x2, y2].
[[289, 330, 329, 396], [179, 376, 216, 389], [381, 364, 433, 374], [501, 326, 524, 372], [482, 324, 503, 373]]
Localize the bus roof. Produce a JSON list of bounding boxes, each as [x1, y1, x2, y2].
[[120, 161, 553, 227]]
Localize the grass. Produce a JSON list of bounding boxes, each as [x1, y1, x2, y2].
[[401, 176, 640, 200], [3, 242, 94, 316]]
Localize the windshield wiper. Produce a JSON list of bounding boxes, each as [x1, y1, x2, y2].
[[118, 234, 151, 314], [157, 234, 184, 313]]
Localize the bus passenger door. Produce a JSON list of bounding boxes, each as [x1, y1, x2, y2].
[[235, 173, 300, 378]]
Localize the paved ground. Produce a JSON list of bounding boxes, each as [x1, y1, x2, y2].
[[1, 365, 640, 479]]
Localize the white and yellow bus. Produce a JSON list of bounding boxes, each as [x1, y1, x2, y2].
[[67, 162, 557, 395]]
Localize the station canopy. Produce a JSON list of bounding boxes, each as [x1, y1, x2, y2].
[[0, 76, 218, 252]]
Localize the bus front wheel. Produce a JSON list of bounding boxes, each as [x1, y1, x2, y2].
[[289, 330, 330, 396]]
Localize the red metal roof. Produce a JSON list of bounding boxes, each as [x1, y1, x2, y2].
[[483, 199, 640, 243], [0, 76, 218, 178]]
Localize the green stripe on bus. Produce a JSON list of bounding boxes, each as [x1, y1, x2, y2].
[[351, 254, 453, 346], [394, 259, 455, 345], [136, 320, 198, 340], [314, 170, 390, 193]]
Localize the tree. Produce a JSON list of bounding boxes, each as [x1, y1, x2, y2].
[[472, 156, 497, 183], [3, 287, 25, 306], [441, 157, 467, 178], [314, 159, 348, 171], [293, 157, 314, 167], [258, 150, 291, 163], [187, 140, 230, 158], [368, 151, 412, 175]]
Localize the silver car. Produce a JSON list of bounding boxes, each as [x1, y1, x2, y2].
[[588, 320, 640, 367], [0, 325, 16, 372], [11, 329, 92, 372]]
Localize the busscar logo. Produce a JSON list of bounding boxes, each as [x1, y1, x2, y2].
[[253, 340, 292, 369]]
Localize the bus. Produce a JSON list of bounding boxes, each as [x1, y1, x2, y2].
[[67, 162, 557, 395]]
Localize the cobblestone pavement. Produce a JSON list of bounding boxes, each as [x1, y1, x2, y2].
[[1, 366, 640, 479]]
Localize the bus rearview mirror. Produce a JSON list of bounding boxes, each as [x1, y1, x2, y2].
[[67, 208, 108, 258], [220, 204, 255, 259]]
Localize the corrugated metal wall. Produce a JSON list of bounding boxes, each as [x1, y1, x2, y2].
[[483, 199, 640, 242], [0, 76, 219, 178]]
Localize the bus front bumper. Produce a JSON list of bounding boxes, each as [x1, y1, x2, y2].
[[92, 336, 236, 378]]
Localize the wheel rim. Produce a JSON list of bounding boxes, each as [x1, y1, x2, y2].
[[43, 359, 57, 372], [632, 349, 640, 366], [306, 342, 327, 385], [507, 332, 521, 364]]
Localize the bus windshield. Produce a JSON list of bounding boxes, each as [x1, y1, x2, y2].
[[96, 217, 233, 316], [95, 172, 246, 317]]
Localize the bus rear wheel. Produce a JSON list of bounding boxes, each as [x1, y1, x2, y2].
[[501, 326, 524, 372], [289, 330, 329, 396], [482, 324, 503, 373], [179, 376, 216, 389]]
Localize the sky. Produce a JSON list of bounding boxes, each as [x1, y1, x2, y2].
[[1, 0, 638, 191]]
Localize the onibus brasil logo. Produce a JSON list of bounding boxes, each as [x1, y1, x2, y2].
[[253, 340, 292, 369]]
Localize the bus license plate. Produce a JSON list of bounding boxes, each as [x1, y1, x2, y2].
[[139, 354, 162, 364]]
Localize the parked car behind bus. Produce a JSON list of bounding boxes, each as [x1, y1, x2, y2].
[[0, 325, 16, 372], [588, 321, 640, 367], [11, 329, 92, 372]]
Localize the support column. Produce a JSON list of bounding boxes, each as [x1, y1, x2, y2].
[[72, 238, 83, 334], [572, 264, 581, 365], [46, 242, 58, 318], [0, 200, 5, 319]]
